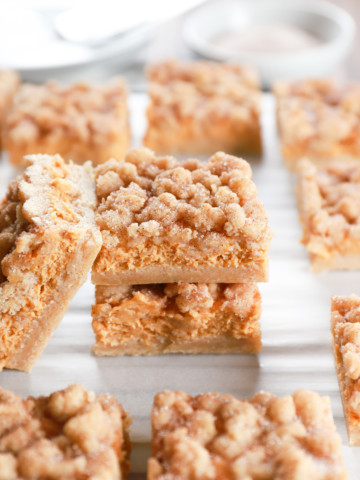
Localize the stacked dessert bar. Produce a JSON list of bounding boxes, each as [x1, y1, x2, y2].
[[91, 148, 272, 355]]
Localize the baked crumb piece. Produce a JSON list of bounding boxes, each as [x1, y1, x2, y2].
[[297, 158, 360, 272], [92, 148, 272, 284], [149, 389, 346, 480], [0, 70, 20, 150], [0, 384, 131, 479], [144, 60, 262, 155], [0, 154, 102, 371], [92, 282, 261, 355], [3, 79, 129, 167], [331, 294, 360, 445], [274, 78, 360, 170]]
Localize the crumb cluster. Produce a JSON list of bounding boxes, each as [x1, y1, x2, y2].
[[144, 60, 262, 155], [0, 384, 130, 479], [274, 79, 360, 164], [298, 159, 360, 260], [94, 148, 271, 273], [149, 390, 345, 480]]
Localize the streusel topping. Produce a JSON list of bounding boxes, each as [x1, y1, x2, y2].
[[147, 60, 260, 125], [332, 295, 360, 415], [298, 158, 360, 257], [0, 384, 130, 480], [0, 154, 100, 365], [5, 79, 127, 146], [94, 148, 271, 272], [149, 390, 345, 480]]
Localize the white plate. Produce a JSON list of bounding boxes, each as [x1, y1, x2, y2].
[[1, 93, 360, 477]]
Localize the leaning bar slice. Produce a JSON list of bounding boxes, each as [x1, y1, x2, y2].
[[0, 154, 102, 371], [331, 294, 360, 445], [0, 384, 131, 479], [92, 148, 272, 284], [297, 158, 360, 272], [0, 70, 20, 150], [92, 282, 262, 355], [149, 389, 347, 480]]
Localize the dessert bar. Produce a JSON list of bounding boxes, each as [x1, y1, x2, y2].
[[274, 78, 360, 170], [92, 148, 272, 284], [92, 282, 262, 355], [0, 70, 20, 149], [3, 79, 129, 167], [0, 384, 131, 479], [149, 389, 346, 480], [144, 60, 262, 155], [0, 154, 102, 371], [331, 294, 360, 445], [297, 158, 360, 272]]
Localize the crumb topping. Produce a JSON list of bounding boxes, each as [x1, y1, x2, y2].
[[94, 148, 271, 273], [0, 154, 100, 366], [0, 384, 130, 479], [274, 79, 360, 158], [298, 158, 360, 258], [4, 79, 128, 146], [332, 295, 360, 418], [92, 283, 261, 348], [149, 389, 345, 480]]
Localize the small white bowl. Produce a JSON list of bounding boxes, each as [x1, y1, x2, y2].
[[183, 0, 356, 88]]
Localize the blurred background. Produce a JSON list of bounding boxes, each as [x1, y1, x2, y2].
[[0, 0, 358, 90]]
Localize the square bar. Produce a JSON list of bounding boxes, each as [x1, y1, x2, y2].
[[297, 158, 360, 272], [0, 70, 19, 150], [331, 294, 360, 445], [144, 60, 262, 155], [0, 384, 131, 479], [149, 389, 346, 480], [92, 148, 272, 285], [0, 154, 102, 371], [3, 79, 129, 168], [92, 282, 262, 355], [274, 78, 360, 170]]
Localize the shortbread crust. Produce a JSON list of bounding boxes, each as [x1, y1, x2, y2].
[[0, 154, 102, 371], [0, 384, 131, 479], [149, 389, 346, 480], [274, 78, 360, 170], [297, 158, 360, 272], [3, 79, 129, 167], [331, 295, 360, 445], [0, 70, 20, 150], [92, 149, 272, 284], [92, 283, 262, 355], [144, 60, 262, 155]]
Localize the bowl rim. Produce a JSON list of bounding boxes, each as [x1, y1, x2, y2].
[[183, 0, 356, 61]]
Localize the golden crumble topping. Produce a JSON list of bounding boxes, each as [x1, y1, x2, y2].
[[0, 384, 131, 479], [297, 158, 360, 269], [274, 78, 360, 166], [0, 154, 101, 370], [3, 79, 129, 166], [149, 390, 346, 480], [93, 148, 271, 277], [92, 283, 261, 353], [144, 60, 262, 155], [331, 295, 360, 444]]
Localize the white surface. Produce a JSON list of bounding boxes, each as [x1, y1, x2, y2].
[[1, 93, 360, 477], [183, 0, 356, 88]]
